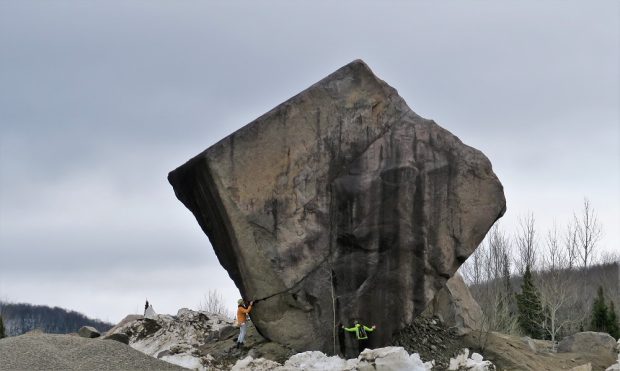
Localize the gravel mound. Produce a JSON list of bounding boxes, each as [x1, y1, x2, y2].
[[0, 332, 186, 370], [392, 315, 462, 369]]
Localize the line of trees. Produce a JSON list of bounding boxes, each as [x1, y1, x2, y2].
[[461, 198, 619, 343], [0, 313, 5, 339], [0, 301, 113, 337]]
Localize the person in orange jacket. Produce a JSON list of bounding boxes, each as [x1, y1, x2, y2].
[[236, 299, 254, 349]]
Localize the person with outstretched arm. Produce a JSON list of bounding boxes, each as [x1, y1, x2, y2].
[[342, 320, 376, 356], [236, 299, 254, 349]]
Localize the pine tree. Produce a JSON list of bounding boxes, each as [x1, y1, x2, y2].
[[607, 301, 619, 339], [590, 286, 609, 332], [516, 265, 545, 339], [0, 315, 5, 339]]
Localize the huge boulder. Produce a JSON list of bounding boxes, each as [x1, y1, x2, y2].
[[168, 59, 505, 353], [422, 272, 484, 335]]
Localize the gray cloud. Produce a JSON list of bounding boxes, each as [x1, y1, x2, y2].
[[1, 1, 618, 322]]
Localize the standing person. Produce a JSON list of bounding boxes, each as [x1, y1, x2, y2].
[[342, 320, 376, 356], [144, 299, 149, 315], [236, 299, 254, 349]]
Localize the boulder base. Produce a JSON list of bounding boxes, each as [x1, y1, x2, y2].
[[422, 273, 484, 335]]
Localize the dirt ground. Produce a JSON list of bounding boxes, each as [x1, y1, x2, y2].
[[464, 331, 616, 371]]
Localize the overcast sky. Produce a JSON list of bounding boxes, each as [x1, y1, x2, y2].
[[1, 1, 618, 324]]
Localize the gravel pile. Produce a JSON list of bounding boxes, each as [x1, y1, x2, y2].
[[392, 315, 462, 369], [0, 332, 186, 370]]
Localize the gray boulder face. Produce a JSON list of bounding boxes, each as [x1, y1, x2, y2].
[[558, 331, 617, 358], [168, 59, 506, 353], [78, 326, 100, 338], [422, 272, 484, 335]]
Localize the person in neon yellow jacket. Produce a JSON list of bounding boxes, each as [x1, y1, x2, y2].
[[342, 320, 376, 356]]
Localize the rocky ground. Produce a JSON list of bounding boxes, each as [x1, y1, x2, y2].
[[392, 315, 463, 369], [107, 308, 620, 370], [5, 308, 616, 370], [105, 308, 495, 370], [107, 308, 295, 370], [464, 331, 617, 371]]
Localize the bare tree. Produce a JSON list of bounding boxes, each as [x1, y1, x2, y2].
[[460, 242, 484, 287], [576, 198, 602, 270], [199, 290, 233, 319], [538, 224, 581, 346], [564, 217, 579, 270], [545, 222, 561, 272], [467, 223, 519, 335], [515, 212, 538, 275], [598, 250, 620, 265]]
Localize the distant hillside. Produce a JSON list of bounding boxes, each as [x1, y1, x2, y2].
[[0, 302, 113, 337], [466, 261, 619, 339]]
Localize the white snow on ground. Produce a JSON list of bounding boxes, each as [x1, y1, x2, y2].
[[232, 346, 436, 370], [231, 356, 282, 371], [356, 347, 434, 371], [232, 346, 497, 370], [109, 308, 232, 370], [448, 348, 494, 371], [284, 351, 350, 370], [160, 354, 205, 370]]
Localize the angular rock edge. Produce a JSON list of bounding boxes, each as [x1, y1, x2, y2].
[[168, 59, 506, 353]]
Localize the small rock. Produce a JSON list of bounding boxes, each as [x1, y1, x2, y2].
[[78, 326, 100, 338]]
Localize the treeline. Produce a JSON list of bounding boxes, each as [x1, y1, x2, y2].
[[0, 301, 113, 337], [460, 198, 619, 344]]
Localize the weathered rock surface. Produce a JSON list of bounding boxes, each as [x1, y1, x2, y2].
[[558, 331, 617, 358], [168, 59, 506, 353], [422, 272, 484, 335], [77, 325, 100, 338]]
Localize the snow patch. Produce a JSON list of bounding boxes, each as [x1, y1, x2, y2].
[[160, 354, 205, 371], [231, 346, 434, 370], [231, 356, 282, 371], [448, 348, 494, 370], [284, 351, 349, 370], [108, 308, 233, 370]]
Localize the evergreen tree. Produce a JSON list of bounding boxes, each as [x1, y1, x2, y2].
[[590, 286, 609, 332], [607, 301, 619, 339], [516, 265, 545, 339], [0, 315, 5, 339]]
